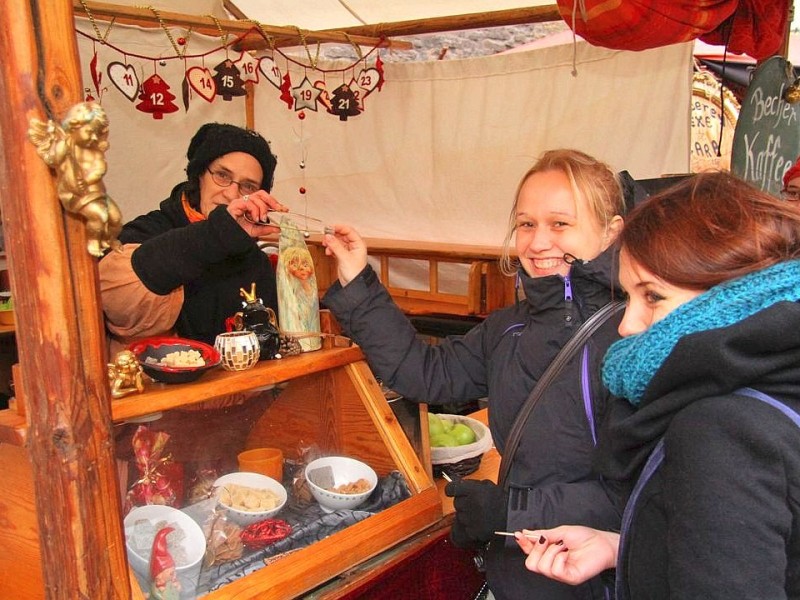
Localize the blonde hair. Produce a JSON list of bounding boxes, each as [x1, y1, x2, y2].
[[499, 149, 624, 275]]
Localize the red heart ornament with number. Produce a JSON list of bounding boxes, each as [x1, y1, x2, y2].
[[356, 68, 380, 96], [258, 57, 282, 90], [107, 62, 139, 102], [187, 66, 216, 102]]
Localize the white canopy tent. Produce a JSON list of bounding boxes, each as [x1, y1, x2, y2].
[[74, 2, 692, 246]]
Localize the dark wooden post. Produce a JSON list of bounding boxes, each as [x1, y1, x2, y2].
[[0, 1, 129, 597]]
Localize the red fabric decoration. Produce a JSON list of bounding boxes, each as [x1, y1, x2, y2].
[[280, 73, 294, 109], [556, 0, 788, 61], [136, 74, 179, 120], [700, 0, 790, 61], [784, 156, 800, 187]]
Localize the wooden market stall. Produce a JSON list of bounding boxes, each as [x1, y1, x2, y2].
[[0, 3, 447, 599], [0, 1, 794, 599]]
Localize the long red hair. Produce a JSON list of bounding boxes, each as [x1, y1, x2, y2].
[[621, 171, 800, 290]]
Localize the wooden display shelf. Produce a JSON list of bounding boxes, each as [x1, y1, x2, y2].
[[111, 345, 365, 421], [0, 350, 443, 599]]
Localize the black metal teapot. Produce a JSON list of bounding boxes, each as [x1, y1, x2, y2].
[[229, 283, 281, 360]]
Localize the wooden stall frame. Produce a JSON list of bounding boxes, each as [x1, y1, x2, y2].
[[307, 237, 516, 317]]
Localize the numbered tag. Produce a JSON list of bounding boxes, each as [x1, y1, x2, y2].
[[292, 77, 321, 112], [329, 83, 361, 121], [258, 57, 282, 90], [356, 68, 380, 96], [187, 67, 216, 102], [234, 51, 260, 84], [107, 62, 139, 102]]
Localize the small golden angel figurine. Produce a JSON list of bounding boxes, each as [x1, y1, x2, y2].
[[27, 102, 122, 256], [107, 349, 145, 399]]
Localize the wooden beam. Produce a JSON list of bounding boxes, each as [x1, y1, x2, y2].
[[321, 5, 564, 38], [73, 0, 411, 50], [2, 0, 130, 597], [231, 4, 563, 52]]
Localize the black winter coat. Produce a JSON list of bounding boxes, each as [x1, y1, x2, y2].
[[116, 183, 278, 345], [323, 248, 631, 600], [598, 302, 800, 599]]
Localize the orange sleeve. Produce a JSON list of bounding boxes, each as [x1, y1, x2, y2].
[[99, 243, 184, 348]]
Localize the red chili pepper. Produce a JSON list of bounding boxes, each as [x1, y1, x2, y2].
[[241, 518, 292, 549]]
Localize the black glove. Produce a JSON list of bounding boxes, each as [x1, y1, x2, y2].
[[445, 479, 506, 548]]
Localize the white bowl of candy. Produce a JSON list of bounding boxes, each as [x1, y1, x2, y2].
[[213, 471, 287, 526], [304, 456, 378, 513]]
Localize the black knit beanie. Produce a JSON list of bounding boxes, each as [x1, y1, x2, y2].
[[186, 123, 277, 192]]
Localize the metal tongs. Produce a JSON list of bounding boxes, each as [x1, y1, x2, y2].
[[245, 210, 332, 237]]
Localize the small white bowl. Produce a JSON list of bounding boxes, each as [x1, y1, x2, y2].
[[123, 504, 205, 598], [305, 456, 378, 513], [213, 471, 287, 526]]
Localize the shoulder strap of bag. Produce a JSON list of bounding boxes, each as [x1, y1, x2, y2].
[[498, 300, 625, 491], [615, 387, 800, 600]]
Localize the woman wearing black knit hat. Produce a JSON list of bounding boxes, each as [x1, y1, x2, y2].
[[100, 122, 286, 350], [101, 123, 289, 484]]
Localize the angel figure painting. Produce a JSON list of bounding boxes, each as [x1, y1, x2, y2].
[[276, 219, 321, 352], [28, 102, 122, 257]]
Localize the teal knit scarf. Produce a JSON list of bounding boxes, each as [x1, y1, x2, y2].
[[602, 259, 800, 406]]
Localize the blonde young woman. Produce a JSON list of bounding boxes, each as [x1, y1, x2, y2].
[[322, 149, 629, 600], [517, 171, 800, 599]]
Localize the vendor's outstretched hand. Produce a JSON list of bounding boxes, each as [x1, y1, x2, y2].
[[322, 224, 369, 286], [226, 189, 287, 238], [515, 525, 619, 585]]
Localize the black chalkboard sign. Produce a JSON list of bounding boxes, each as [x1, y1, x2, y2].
[[731, 56, 800, 196]]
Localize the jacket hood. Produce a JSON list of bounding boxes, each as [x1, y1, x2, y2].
[[597, 301, 800, 481]]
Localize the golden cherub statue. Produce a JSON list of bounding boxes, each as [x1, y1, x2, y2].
[[27, 102, 122, 257], [107, 349, 145, 399]]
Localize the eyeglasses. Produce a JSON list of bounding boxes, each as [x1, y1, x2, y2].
[[781, 187, 800, 201], [207, 168, 261, 196]]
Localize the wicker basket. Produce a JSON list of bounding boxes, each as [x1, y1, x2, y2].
[[430, 414, 493, 478]]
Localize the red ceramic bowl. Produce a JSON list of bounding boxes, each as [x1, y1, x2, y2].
[[129, 336, 221, 384]]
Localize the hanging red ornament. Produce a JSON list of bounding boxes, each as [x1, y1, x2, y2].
[[299, 187, 306, 195], [177, 37, 187, 46], [298, 111, 306, 120], [136, 74, 180, 120], [89, 50, 103, 97], [375, 55, 386, 92], [279, 72, 294, 109]]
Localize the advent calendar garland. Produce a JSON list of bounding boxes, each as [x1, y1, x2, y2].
[[76, 18, 386, 121]]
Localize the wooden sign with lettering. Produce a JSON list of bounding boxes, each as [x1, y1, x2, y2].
[[731, 56, 800, 195], [691, 70, 740, 173]]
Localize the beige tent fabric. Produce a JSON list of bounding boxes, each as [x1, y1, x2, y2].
[[225, 0, 552, 30], [76, 20, 691, 246]]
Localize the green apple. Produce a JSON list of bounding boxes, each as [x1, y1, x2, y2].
[[428, 413, 444, 436], [441, 418, 455, 433], [451, 423, 476, 446], [430, 433, 458, 447]]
